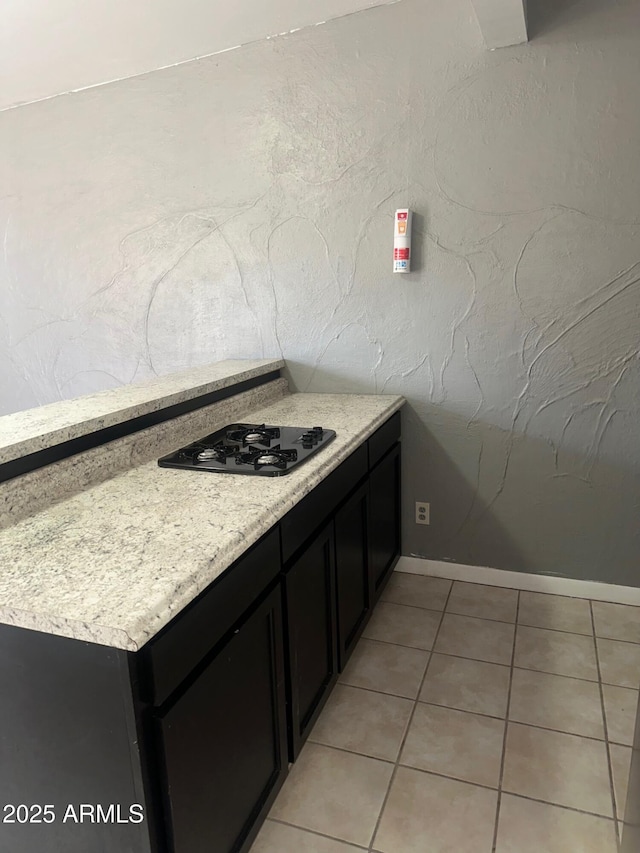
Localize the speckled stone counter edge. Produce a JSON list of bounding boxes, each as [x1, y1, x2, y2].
[[0, 394, 404, 651], [0, 378, 290, 529]]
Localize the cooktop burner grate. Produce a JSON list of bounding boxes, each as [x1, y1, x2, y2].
[[236, 444, 298, 470], [159, 423, 336, 476], [225, 424, 281, 447]]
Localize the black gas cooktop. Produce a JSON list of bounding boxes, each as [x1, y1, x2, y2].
[[158, 423, 336, 477]]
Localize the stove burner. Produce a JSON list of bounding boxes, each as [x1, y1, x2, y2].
[[256, 453, 281, 465], [225, 423, 281, 447], [159, 423, 335, 476], [236, 444, 298, 470], [193, 442, 239, 464]]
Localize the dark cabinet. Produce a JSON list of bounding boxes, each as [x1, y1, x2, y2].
[[284, 522, 338, 761], [157, 583, 287, 853], [369, 443, 401, 602], [335, 480, 370, 671], [0, 412, 402, 853]]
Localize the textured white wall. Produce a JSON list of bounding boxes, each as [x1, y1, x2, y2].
[[0, 0, 397, 110], [1, 0, 639, 583]]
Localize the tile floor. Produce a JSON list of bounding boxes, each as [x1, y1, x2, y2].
[[250, 573, 640, 853]]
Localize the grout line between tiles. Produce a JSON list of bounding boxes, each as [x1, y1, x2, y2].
[[305, 739, 396, 765], [340, 636, 632, 719], [267, 816, 369, 849], [351, 629, 616, 687], [597, 635, 640, 648], [491, 589, 520, 852], [333, 680, 416, 699], [416, 698, 506, 722], [329, 677, 615, 743], [384, 765, 618, 823], [365, 581, 455, 853], [359, 635, 435, 654], [498, 789, 619, 822], [591, 600, 623, 851], [379, 597, 448, 614]]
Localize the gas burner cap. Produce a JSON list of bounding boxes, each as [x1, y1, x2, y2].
[[196, 448, 219, 461], [226, 423, 281, 447], [193, 442, 239, 463], [235, 443, 298, 470]]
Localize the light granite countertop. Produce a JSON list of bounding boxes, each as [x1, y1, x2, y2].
[[0, 359, 283, 465], [0, 392, 404, 651]]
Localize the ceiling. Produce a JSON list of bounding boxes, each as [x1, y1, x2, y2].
[[0, 0, 398, 111]]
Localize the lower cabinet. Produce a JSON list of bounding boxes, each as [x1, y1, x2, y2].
[[0, 415, 402, 853], [369, 444, 401, 602], [284, 521, 338, 761], [335, 480, 370, 671], [146, 414, 401, 852], [156, 584, 287, 853]]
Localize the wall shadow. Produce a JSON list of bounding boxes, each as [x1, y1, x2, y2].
[[401, 400, 639, 588], [526, 0, 624, 41]]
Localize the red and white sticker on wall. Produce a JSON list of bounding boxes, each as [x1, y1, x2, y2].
[[393, 209, 412, 273]]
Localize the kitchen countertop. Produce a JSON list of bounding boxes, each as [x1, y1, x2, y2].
[[0, 391, 403, 652], [0, 358, 283, 466]]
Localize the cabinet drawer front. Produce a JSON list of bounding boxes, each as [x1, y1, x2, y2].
[[144, 527, 280, 706], [280, 444, 367, 564], [367, 411, 401, 469]]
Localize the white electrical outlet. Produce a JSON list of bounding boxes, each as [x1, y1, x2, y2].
[[415, 501, 430, 525]]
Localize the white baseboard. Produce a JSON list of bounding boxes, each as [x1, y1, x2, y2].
[[396, 556, 640, 606]]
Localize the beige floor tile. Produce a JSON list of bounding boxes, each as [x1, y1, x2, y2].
[[250, 820, 362, 852], [502, 723, 613, 816], [495, 793, 617, 853], [308, 684, 413, 761], [420, 653, 510, 718], [509, 668, 605, 738], [339, 638, 429, 699], [374, 766, 497, 853], [362, 601, 441, 650], [518, 591, 593, 635], [610, 743, 632, 821], [269, 743, 393, 847], [434, 613, 515, 665], [514, 625, 598, 681], [592, 601, 640, 644], [381, 572, 452, 611], [446, 581, 518, 623], [603, 684, 639, 745], [400, 703, 504, 788], [597, 638, 640, 687]]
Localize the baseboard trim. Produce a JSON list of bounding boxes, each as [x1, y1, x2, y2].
[[396, 556, 640, 606]]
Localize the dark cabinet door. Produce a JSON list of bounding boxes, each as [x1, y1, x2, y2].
[[157, 584, 287, 853], [369, 444, 401, 601], [335, 481, 370, 671], [285, 522, 338, 760]]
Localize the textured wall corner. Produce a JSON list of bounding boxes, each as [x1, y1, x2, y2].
[[470, 0, 528, 49], [0, 0, 638, 584]]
